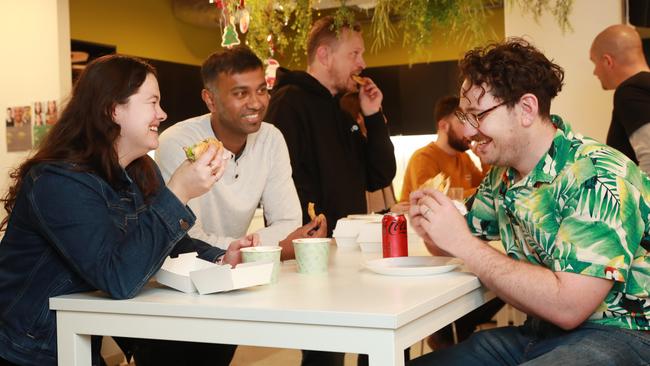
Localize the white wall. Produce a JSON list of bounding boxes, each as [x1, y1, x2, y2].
[[505, 0, 624, 142], [0, 0, 71, 203]]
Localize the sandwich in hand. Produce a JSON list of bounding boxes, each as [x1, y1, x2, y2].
[[420, 173, 468, 215], [351, 75, 366, 86], [420, 172, 451, 195], [183, 137, 223, 162]]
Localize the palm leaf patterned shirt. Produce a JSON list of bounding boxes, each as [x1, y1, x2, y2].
[[466, 116, 650, 330]]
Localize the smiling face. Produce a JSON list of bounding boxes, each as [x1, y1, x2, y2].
[[205, 68, 268, 139], [113, 73, 167, 165], [459, 80, 523, 168], [327, 29, 366, 94]]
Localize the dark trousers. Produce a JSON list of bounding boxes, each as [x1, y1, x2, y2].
[[0, 356, 18, 366], [357, 349, 410, 366], [409, 318, 650, 366], [301, 350, 345, 366], [130, 339, 237, 366]]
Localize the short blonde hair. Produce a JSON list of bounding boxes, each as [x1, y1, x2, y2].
[[306, 16, 361, 64]]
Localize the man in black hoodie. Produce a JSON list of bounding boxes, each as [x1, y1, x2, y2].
[[266, 16, 396, 238]]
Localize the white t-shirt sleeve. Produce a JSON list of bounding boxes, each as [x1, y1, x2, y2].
[[629, 123, 650, 175]]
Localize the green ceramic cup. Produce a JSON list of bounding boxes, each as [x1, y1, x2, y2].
[[292, 238, 331, 274], [241, 246, 282, 283]]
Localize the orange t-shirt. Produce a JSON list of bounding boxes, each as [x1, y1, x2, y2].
[[399, 142, 488, 202]]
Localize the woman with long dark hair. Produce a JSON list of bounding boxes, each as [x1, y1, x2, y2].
[[0, 54, 252, 366]]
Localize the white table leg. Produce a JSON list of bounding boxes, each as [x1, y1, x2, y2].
[[57, 312, 92, 366]]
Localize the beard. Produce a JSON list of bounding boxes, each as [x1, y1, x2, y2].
[[447, 128, 470, 152], [328, 66, 356, 95]]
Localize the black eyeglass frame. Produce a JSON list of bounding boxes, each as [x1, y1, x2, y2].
[[454, 101, 508, 129]]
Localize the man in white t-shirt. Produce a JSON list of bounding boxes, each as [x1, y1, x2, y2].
[[150, 45, 327, 366], [157, 46, 326, 261]]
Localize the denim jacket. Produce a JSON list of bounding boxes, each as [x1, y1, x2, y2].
[[0, 160, 224, 365]]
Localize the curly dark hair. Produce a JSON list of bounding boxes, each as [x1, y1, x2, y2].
[[459, 38, 564, 118]]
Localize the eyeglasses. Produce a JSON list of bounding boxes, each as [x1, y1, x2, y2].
[[454, 101, 508, 129]]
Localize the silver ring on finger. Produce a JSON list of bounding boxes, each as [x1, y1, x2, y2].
[[421, 206, 431, 216]]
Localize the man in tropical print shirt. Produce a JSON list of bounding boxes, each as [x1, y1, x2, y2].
[[408, 39, 650, 366]]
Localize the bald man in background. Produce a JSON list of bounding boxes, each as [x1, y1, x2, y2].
[[590, 24, 650, 173]]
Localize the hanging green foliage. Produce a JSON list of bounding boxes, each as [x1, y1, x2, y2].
[[367, 0, 495, 61], [511, 0, 574, 32], [220, 0, 573, 64]]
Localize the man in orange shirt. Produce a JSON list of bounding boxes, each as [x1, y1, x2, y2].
[[399, 96, 488, 205]]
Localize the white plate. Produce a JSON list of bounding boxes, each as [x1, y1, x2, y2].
[[364, 256, 460, 276]]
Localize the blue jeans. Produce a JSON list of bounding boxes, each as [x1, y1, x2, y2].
[[409, 317, 650, 366]]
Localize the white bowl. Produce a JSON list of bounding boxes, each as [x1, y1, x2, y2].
[[334, 237, 358, 250], [333, 218, 366, 238], [359, 242, 382, 253], [356, 222, 382, 243]]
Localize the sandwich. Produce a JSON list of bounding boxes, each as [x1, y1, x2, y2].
[[351, 75, 366, 86], [420, 172, 451, 195], [183, 137, 223, 162], [420, 173, 467, 215]]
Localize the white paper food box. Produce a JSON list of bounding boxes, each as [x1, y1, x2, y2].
[[155, 252, 273, 295]]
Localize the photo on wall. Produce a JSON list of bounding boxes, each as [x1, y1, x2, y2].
[[33, 100, 55, 147], [45, 100, 58, 125], [6, 105, 32, 152]]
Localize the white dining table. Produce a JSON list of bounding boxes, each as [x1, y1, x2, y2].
[[51, 244, 493, 366]]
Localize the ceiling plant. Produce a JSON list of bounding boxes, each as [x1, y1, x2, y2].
[[217, 0, 573, 64]]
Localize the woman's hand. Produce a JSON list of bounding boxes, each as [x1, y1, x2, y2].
[[167, 146, 228, 204], [222, 233, 259, 267]]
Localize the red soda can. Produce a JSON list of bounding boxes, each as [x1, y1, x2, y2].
[[382, 213, 408, 258]]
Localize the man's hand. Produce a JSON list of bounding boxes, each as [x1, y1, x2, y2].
[[358, 78, 383, 116], [409, 189, 472, 256], [223, 233, 260, 267], [278, 216, 328, 260]]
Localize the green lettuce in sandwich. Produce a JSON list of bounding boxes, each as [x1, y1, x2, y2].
[[183, 137, 222, 162]]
